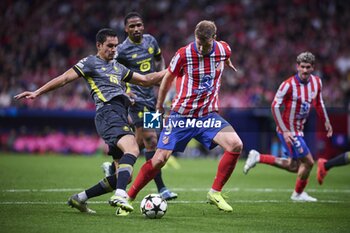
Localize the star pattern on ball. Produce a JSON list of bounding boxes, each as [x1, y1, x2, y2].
[[140, 194, 167, 219], [152, 202, 162, 215]]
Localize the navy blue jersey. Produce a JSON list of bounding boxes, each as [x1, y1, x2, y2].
[[116, 34, 161, 107], [73, 55, 133, 110]]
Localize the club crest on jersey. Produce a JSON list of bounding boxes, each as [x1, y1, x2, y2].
[[195, 74, 214, 94], [132, 54, 138, 59], [296, 101, 310, 119], [123, 126, 130, 131]]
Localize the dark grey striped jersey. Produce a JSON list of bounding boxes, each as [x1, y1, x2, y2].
[[73, 55, 133, 110], [116, 34, 161, 107]]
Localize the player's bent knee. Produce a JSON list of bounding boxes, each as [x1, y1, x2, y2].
[[153, 157, 167, 169], [152, 149, 170, 169], [126, 149, 140, 157], [124, 146, 140, 157], [226, 138, 243, 153]]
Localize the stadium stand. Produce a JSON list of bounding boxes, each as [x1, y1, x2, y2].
[[1, 0, 349, 154]]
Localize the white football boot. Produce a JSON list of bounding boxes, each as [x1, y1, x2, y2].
[[291, 191, 317, 202], [243, 150, 260, 174]]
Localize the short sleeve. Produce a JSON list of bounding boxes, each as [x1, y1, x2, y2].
[[168, 50, 183, 76], [73, 56, 92, 77]]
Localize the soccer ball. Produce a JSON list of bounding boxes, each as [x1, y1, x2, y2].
[[140, 194, 167, 219]]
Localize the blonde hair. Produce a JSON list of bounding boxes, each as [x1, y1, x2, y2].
[[296, 52, 315, 65], [195, 20, 217, 41]]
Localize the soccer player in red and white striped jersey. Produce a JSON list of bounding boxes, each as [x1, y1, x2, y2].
[[169, 37, 232, 117], [244, 52, 333, 202], [271, 68, 330, 137], [127, 20, 241, 212]]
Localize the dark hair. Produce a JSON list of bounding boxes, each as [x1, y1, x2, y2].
[[96, 28, 117, 44], [124, 12, 143, 26]]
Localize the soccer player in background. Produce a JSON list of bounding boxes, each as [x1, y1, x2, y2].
[[101, 12, 177, 201], [317, 151, 350, 185], [244, 52, 333, 202], [14, 28, 165, 213], [126, 20, 242, 213]]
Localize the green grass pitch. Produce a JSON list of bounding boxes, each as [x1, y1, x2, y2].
[[0, 153, 349, 233]]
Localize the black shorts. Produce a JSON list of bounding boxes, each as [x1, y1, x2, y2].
[[129, 102, 155, 128], [107, 144, 124, 160], [95, 102, 134, 155]]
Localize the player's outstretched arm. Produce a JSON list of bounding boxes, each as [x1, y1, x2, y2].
[[14, 68, 80, 100], [129, 69, 166, 87]]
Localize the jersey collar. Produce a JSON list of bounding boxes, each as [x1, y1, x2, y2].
[[128, 36, 143, 45], [295, 73, 310, 84], [193, 41, 216, 56]]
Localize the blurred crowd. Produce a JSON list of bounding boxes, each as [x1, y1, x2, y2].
[[1, 0, 349, 155], [1, 0, 349, 111]]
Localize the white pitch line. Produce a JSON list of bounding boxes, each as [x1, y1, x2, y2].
[[171, 188, 350, 193], [0, 199, 346, 205], [2, 188, 83, 193], [2, 188, 350, 193]]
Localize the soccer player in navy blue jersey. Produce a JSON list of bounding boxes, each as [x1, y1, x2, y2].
[[14, 28, 165, 214], [101, 12, 177, 201]]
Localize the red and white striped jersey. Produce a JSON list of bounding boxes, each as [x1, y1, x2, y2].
[[271, 74, 330, 136], [168, 40, 231, 117]]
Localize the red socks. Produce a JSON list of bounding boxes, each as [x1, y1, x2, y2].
[[211, 151, 240, 191], [128, 160, 160, 199], [295, 178, 308, 193], [260, 154, 276, 165]]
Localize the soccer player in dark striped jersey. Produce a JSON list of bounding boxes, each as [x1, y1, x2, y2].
[[14, 28, 166, 214], [101, 12, 178, 201]]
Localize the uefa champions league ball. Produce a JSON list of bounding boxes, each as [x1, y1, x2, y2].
[[140, 194, 167, 219]]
